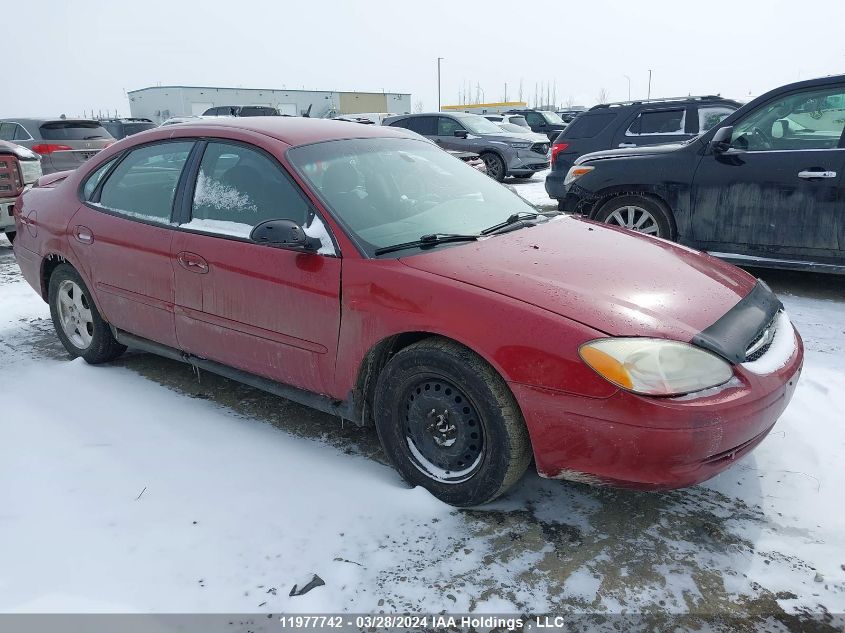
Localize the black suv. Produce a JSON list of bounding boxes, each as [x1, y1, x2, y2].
[[546, 96, 740, 204], [98, 118, 156, 140], [557, 75, 845, 274], [505, 109, 567, 141], [202, 105, 281, 117]]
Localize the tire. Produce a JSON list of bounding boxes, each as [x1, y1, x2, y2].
[[594, 195, 674, 240], [48, 264, 126, 364], [373, 337, 532, 507], [480, 152, 506, 182], [5, 231, 15, 244]]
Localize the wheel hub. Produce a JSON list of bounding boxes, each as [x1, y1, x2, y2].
[[403, 378, 484, 482]]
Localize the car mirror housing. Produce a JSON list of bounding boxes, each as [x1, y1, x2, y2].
[[250, 219, 321, 251], [453, 129, 468, 138], [710, 126, 734, 153]]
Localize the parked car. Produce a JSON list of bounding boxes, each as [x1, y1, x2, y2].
[[160, 116, 219, 126], [0, 118, 114, 174], [556, 75, 845, 274], [13, 117, 802, 506], [546, 95, 741, 205], [383, 112, 550, 181], [482, 113, 530, 129], [98, 118, 156, 140], [556, 109, 585, 123], [203, 105, 280, 117], [0, 141, 42, 242], [504, 108, 567, 141]]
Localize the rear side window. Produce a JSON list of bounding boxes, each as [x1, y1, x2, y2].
[[698, 105, 735, 132], [39, 121, 113, 141], [393, 116, 436, 136], [97, 142, 193, 223], [561, 112, 616, 139], [626, 109, 686, 136], [186, 141, 310, 237], [82, 158, 117, 200]]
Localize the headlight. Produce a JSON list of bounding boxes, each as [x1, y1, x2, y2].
[[579, 338, 733, 396], [564, 165, 594, 186], [510, 141, 532, 149]]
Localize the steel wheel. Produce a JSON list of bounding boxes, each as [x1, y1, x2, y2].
[[403, 375, 485, 484], [56, 279, 94, 349], [605, 205, 659, 235]]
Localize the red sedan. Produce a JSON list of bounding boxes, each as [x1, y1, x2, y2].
[[12, 118, 803, 507]]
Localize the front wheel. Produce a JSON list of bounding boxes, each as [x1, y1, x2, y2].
[[48, 264, 126, 364], [594, 195, 674, 239], [480, 152, 506, 182], [373, 337, 532, 507]]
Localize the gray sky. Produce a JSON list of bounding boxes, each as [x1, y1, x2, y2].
[[6, 0, 845, 118]]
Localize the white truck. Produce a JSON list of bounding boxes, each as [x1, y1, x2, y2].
[[0, 141, 42, 243]]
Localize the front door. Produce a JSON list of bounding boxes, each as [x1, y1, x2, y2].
[[171, 140, 342, 395], [690, 84, 845, 260], [69, 141, 195, 348]]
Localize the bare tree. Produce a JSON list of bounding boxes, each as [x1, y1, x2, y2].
[[413, 100, 424, 113], [596, 87, 609, 104], [564, 95, 576, 109]]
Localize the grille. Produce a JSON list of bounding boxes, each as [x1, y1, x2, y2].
[[531, 142, 550, 155], [745, 312, 779, 362]]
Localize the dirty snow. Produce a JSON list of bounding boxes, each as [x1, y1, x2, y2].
[[0, 227, 844, 624]]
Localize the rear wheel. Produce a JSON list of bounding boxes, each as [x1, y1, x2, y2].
[[594, 195, 674, 239], [480, 152, 506, 182], [373, 337, 532, 507], [48, 264, 126, 364]]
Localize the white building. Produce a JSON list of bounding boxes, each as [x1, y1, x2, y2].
[[127, 85, 412, 123]]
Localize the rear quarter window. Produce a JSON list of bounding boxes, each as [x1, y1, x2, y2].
[[39, 121, 113, 141], [560, 112, 616, 139]]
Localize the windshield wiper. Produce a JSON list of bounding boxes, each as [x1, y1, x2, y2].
[[481, 211, 550, 235], [374, 233, 478, 256]]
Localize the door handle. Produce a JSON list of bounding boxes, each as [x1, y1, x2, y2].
[[618, 143, 637, 148], [176, 251, 209, 274], [798, 170, 837, 179], [74, 225, 93, 244]]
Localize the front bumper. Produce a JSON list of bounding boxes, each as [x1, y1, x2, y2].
[[511, 329, 804, 489], [508, 148, 550, 175], [0, 200, 15, 232]]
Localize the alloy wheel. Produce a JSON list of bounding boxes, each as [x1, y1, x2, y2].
[[605, 205, 659, 235], [57, 279, 94, 349]]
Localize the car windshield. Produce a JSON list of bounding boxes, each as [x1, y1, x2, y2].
[[540, 111, 565, 124], [460, 115, 509, 135], [288, 137, 539, 256]]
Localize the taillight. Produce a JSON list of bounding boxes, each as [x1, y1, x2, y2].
[[0, 155, 24, 197], [31, 144, 73, 155], [551, 142, 569, 165]]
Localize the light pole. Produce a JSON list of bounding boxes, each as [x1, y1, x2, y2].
[[437, 57, 444, 111], [623, 74, 631, 101], [647, 69, 652, 100]]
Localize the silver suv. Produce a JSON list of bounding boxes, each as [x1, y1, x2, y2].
[[0, 118, 114, 174], [383, 112, 550, 181]]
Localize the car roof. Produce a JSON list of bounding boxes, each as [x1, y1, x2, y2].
[[151, 116, 418, 147]]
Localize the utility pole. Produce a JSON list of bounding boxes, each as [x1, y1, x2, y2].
[[437, 57, 444, 111], [623, 75, 631, 101], [647, 69, 652, 100], [504, 82, 507, 102]]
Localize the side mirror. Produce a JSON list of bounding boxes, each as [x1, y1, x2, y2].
[[710, 126, 733, 153], [453, 129, 468, 138], [250, 219, 321, 251]]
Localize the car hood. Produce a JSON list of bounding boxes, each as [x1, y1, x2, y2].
[[399, 216, 756, 341], [575, 141, 689, 165]]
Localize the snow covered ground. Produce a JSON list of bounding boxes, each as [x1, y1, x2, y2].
[[1, 223, 844, 626]]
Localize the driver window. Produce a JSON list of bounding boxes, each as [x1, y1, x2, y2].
[[437, 117, 464, 136], [186, 142, 310, 238], [731, 86, 845, 151]]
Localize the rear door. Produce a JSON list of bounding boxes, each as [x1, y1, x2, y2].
[[170, 140, 342, 395], [690, 83, 845, 260], [69, 140, 195, 347], [613, 106, 693, 149]]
